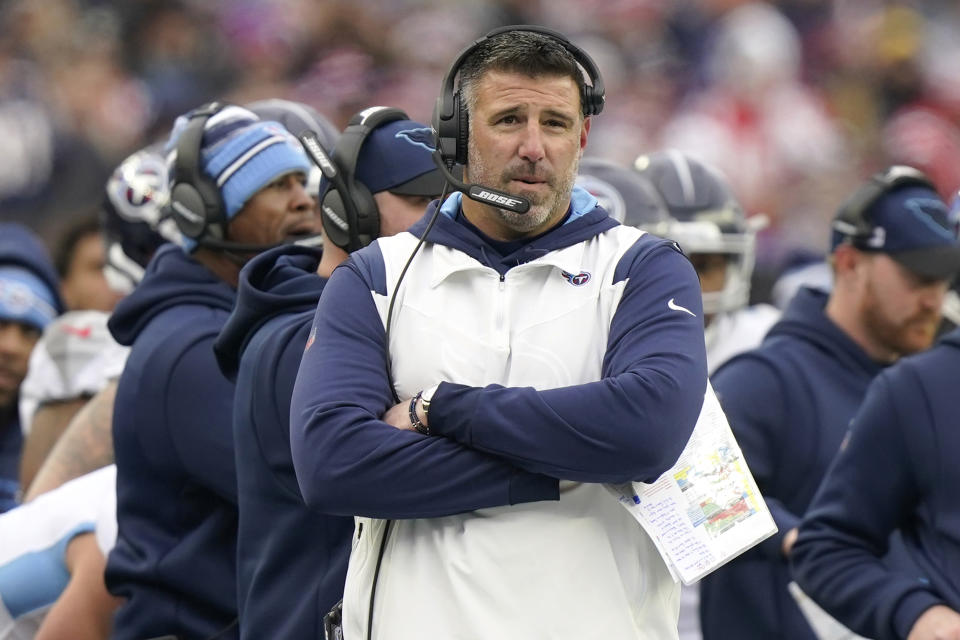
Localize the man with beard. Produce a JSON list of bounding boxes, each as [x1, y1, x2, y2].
[[699, 165, 960, 640], [791, 313, 960, 640], [289, 26, 708, 639]]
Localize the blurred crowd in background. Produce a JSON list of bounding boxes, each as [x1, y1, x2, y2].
[[2, 0, 960, 300]]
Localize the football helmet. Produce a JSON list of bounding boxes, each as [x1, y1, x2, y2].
[[100, 145, 181, 294], [631, 149, 766, 314], [576, 157, 671, 228]]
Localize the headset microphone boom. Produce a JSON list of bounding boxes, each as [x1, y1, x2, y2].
[[429, 149, 530, 214]]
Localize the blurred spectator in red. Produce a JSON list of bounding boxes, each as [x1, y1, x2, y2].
[[658, 2, 852, 286]]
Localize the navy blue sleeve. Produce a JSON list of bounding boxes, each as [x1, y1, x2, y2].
[[163, 328, 238, 503], [237, 315, 310, 500], [791, 370, 943, 640], [290, 258, 559, 520], [429, 241, 708, 483], [711, 353, 799, 559]]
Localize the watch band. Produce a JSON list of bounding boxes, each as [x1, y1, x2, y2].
[[409, 384, 439, 436], [409, 390, 430, 436]]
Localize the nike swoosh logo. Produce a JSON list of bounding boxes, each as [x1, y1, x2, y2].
[[668, 298, 696, 317]]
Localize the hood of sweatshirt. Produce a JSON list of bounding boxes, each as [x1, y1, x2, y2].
[[405, 187, 620, 274], [214, 244, 324, 380], [107, 244, 236, 346], [939, 326, 960, 350], [764, 286, 884, 376]]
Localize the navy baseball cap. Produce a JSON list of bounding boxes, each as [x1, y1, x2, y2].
[[832, 184, 960, 280], [355, 119, 446, 196]]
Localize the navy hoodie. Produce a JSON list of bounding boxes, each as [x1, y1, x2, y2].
[[106, 244, 239, 640], [213, 244, 353, 640], [792, 328, 960, 640], [290, 196, 708, 519], [700, 287, 887, 640], [0, 223, 64, 513]]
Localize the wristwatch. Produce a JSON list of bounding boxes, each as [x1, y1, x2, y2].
[[421, 384, 438, 418], [410, 384, 439, 436]]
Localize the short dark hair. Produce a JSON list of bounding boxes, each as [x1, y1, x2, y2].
[[54, 214, 101, 278], [459, 30, 586, 115]]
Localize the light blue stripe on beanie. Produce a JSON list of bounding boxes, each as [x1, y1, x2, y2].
[[202, 120, 311, 220], [0, 266, 59, 331]]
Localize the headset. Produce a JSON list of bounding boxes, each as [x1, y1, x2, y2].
[[321, 28, 607, 640], [167, 101, 327, 254], [833, 165, 936, 248], [306, 114, 447, 640], [312, 106, 408, 252], [433, 24, 605, 166], [430, 24, 605, 214], [168, 102, 229, 244]]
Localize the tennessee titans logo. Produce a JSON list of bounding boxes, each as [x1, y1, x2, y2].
[[124, 168, 162, 206], [395, 127, 436, 152], [948, 190, 960, 238], [107, 149, 169, 224], [561, 270, 591, 286], [0, 280, 32, 315], [905, 197, 955, 240]]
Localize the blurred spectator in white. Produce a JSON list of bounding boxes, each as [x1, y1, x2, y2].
[[0, 464, 119, 640], [17, 311, 127, 494], [659, 2, 850, 273]]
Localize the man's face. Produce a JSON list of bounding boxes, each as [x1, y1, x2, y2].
[[690, 253, 729, 295], [0, 320, 40, 410], [690, 252, 729, 326], [373, 192, 434, 238], [227, 172, 321, 246], [858, 253, 948, 357], [62, 232, 122, 312], [464, 70, 589, 239]]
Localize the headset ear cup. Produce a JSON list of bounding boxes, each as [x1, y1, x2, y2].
[[455, 91, 469, 166], [586, 84, 606, 116], [433, 98, 456, 166], [170, 183, 209, 239], [326, 106, 408, 251], [169, 102, 228, 243], [583, 87, 596, 117], [319, 190, 352, 251]]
